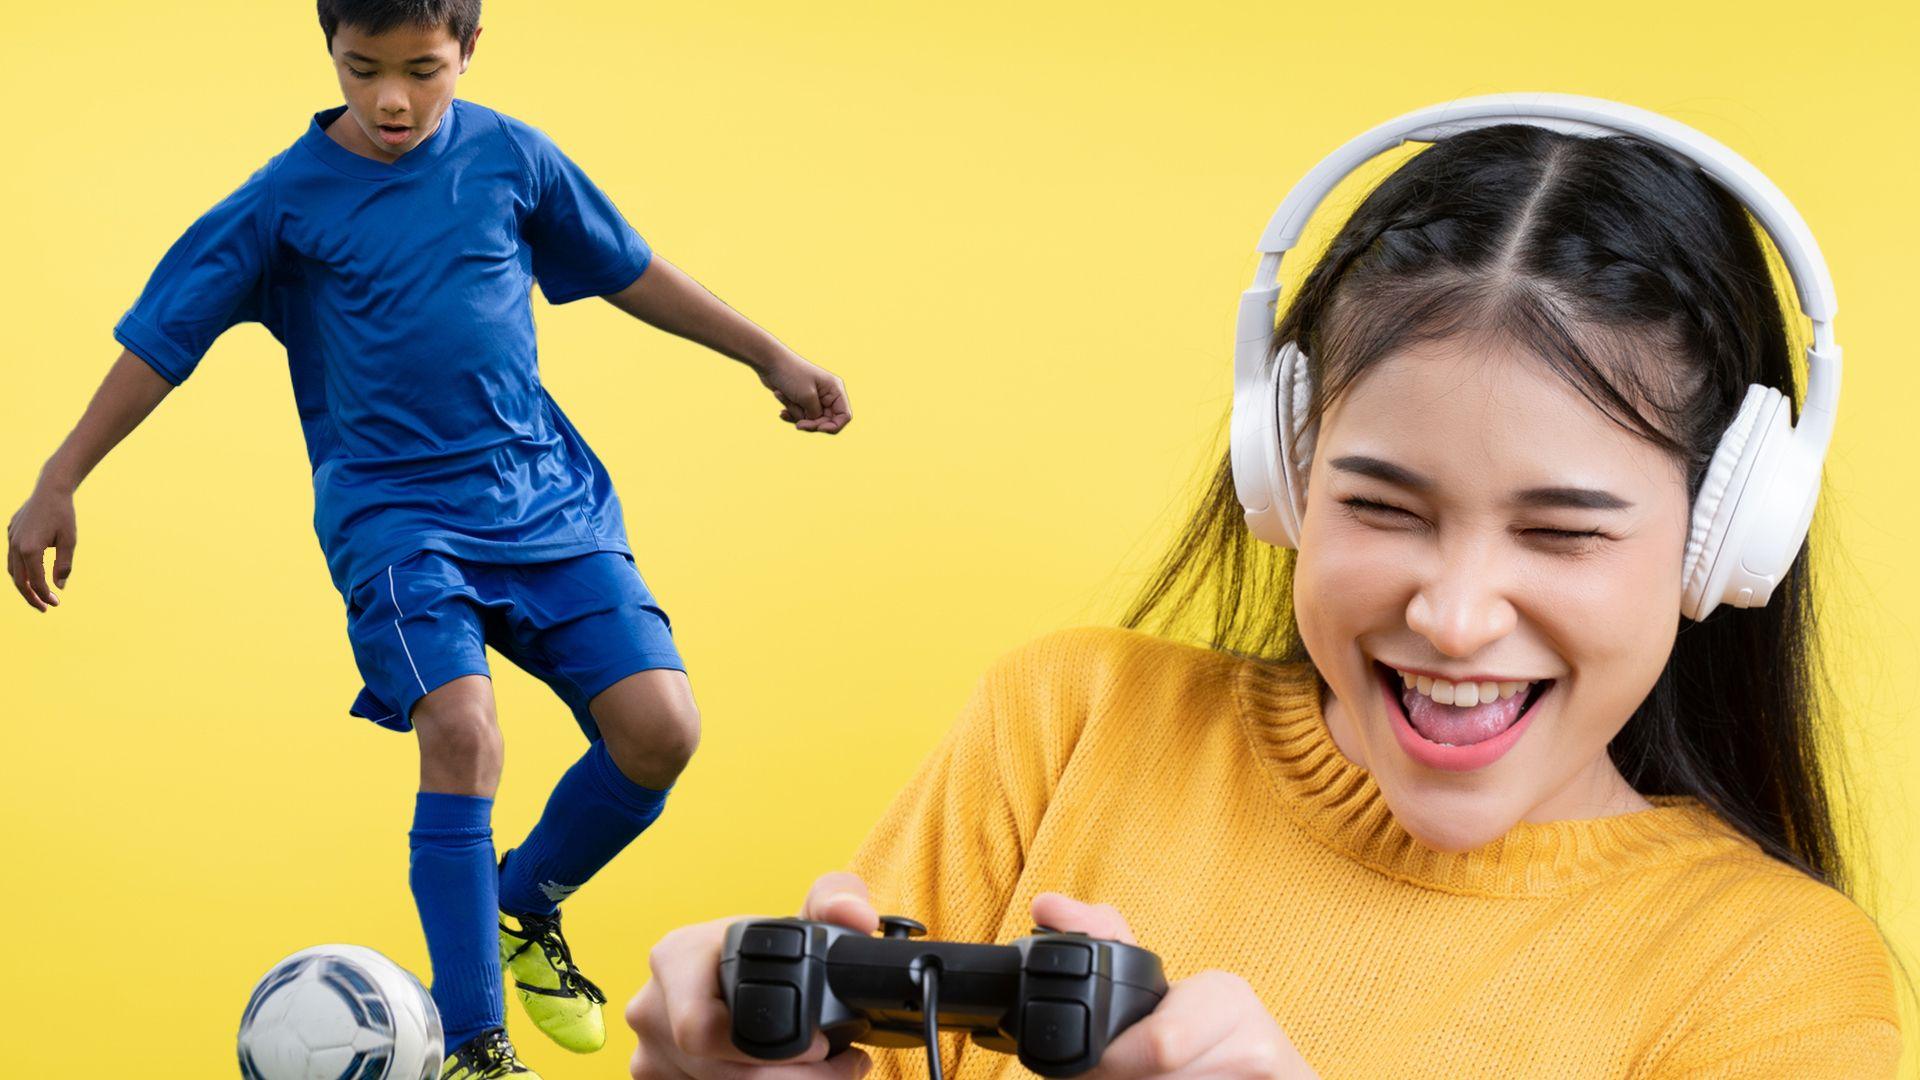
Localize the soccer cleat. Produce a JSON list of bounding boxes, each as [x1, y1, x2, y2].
[[500, 909, 607, 1053], [441, 1027, 541, 1078]]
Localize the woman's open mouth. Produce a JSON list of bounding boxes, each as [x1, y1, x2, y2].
[[1372, 660, 1553, 772]]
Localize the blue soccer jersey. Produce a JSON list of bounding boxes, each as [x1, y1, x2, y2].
[[114, 99, 652, 596]]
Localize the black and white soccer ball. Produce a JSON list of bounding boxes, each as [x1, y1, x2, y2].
[[237, 944, 443, 1080]]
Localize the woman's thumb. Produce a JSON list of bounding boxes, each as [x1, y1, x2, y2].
[[1031, 892, 1138, 945], [802, 871, 880, 933]]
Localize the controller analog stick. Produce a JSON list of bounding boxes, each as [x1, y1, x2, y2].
[[880, 915, 928, 940]]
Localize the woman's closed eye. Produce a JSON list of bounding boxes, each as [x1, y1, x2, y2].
[[1339, 495, 1426, 530], [1336, 496, 1613, 548]]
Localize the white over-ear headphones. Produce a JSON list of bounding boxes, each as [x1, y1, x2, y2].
[[1228, 93, 1841, 622]]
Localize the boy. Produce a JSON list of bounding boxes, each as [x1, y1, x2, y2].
[[4, 1, 850, 1076]]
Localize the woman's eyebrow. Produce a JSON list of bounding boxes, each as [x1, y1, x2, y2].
[[1328, 455, 1634, 510], [1513, 487, 1634, 511], [1329, 455, 1431, 490]]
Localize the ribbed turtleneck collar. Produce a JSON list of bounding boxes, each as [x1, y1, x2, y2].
[[1231, 657, 1758, 897]]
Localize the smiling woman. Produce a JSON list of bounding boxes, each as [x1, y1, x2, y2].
[[624, 97, 1907, 1079], [1107, 101, 1908, 1065], [1146, 112, 1840, 862]]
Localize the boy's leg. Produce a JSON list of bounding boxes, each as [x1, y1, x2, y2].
[[345, 551, 543, 1073], [489, 552, 691, 1054], [410, 674, 510, 1056], [495, 669, 696, 1054], [498, 669, 699, 916]]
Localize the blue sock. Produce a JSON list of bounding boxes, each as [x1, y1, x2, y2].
[[498, 741, 671, 917], [409, 792, 504, 1053]]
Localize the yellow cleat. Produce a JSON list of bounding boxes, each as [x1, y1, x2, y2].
[[499, 909, 607, 1053], [441, 1028, 541, 1078]]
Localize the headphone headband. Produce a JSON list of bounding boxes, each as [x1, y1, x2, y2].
[[1252, 93, 1834, 325], [1233, 92, 1839, 466]]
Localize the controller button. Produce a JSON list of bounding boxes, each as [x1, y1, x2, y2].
[[1027, 942, 1093, 978], [1022, 999, 1089, 1064], [740, 926, 805, 960], [735, 981, 801, 1045], [880, 915, 929, 939]]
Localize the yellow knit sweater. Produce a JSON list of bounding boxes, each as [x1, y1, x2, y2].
[[844, 627, 1903, 1078]]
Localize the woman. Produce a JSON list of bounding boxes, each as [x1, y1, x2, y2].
[[624, 100, 1907, 1078]]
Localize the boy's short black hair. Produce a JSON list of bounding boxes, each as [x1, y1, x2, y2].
[[317, 0, 482, 55]]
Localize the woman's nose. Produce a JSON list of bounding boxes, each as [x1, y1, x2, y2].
[[1404, 548, 1518, 658]]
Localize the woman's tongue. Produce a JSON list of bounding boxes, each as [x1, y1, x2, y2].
[[1401, 686, 1524, 745]]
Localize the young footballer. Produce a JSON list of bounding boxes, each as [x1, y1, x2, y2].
[[5, 1, 851, 1075]]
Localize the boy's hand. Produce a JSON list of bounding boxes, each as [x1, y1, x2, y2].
[[7, 482, 78, 612], [758, 352, 851, 434]]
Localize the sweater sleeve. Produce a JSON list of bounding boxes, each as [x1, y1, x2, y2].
[[1650, 1018, 1901, 1079], [1646, 881, 1905, 1078], [843, 628, 1108, 1080]]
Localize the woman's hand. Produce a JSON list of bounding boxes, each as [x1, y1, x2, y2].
[[7, 480, 77, 612], [626, 871, 880, 1080], [1034, 892, 1319, 1080]]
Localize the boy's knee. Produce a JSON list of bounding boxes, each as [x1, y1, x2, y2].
[[600, 695, 700, 790], [412, 677, 502, 794], [647, 700, 701, 772], [423, 711, 502, 762]]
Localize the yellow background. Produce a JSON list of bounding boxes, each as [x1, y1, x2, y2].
[[3, 1, 1916, 1075]]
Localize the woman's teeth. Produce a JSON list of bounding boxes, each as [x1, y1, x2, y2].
[[1392, 668, 1533, 708]]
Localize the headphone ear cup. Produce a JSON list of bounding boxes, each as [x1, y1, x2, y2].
[[1272, 342, 1317, 549], [1231, 345, 1292, 547], [1681, 385, 1785, 621]]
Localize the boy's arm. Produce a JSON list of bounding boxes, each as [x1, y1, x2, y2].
[[601, 257, 852, 435], [7, 349, 173, 611]]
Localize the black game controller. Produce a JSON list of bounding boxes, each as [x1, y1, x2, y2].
[[720, 914, 1168, 1078]]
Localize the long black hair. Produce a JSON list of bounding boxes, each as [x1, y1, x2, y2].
[[1122, 123, 1908, 987]]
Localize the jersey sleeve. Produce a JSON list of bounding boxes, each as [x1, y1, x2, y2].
[[844, 629, 1109, 1080], [514, 123, 652, 305], [112, 163, 276, 386]]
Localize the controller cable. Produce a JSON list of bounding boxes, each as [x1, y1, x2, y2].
[[912, 959, 945, 1080]]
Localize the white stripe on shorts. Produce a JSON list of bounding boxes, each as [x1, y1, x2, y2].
[[393, 619, 429, 697], [385, 564, 427, 696]]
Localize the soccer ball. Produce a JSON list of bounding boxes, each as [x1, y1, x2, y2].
[[237, 944, 443, 1080]]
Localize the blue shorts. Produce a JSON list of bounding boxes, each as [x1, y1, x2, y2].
[[343, 549, 685, 740]]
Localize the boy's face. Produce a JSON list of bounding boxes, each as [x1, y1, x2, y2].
[[327, 21, 478, 163]]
